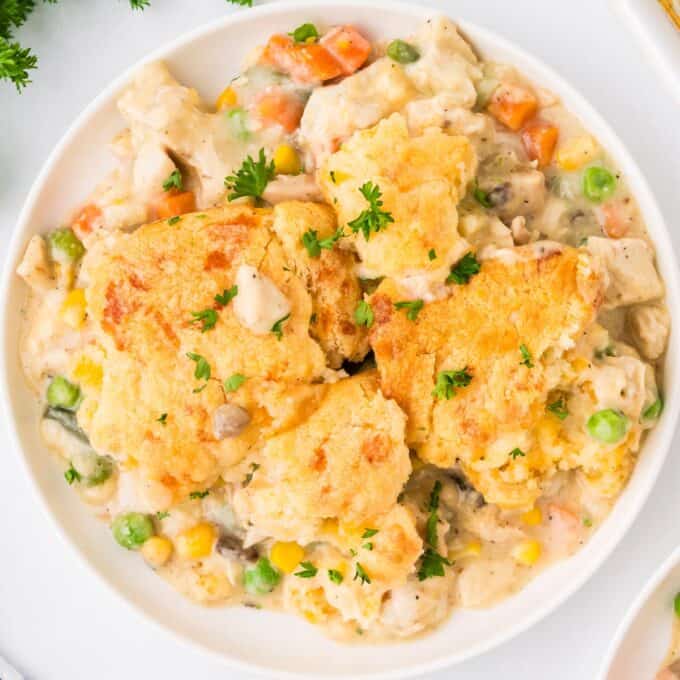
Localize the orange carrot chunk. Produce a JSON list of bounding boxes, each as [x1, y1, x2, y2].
[[153, 191, 196, 220], [487, 83, 538, 131], [600, 201, 631, 239], [521, 120, 559, 167], [256, 90, 305, 132], [320, 25, 371, 75], [262, 34, 343, 84], [71, 203, 102, 238]]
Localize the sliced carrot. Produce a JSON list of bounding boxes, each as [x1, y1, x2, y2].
[[255, 90, 304, 133], [521, 120, 559, 167], [261, 34, 343, 83], [600, 201, 631, 239], [71, 203, 102, 238], [153, 191, 196, 220], [320, 25, 371, 75], [487, 83, 538, 131]]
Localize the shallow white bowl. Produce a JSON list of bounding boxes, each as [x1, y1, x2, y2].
[[2, 1, 679, 678], [600, 547, 680, 679]]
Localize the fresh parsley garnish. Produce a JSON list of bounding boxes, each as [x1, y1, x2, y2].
[[155, 511, 170, 520], [428, 248, 437, 261], [362, 528, 378, 539], [271, 313, 290, 341], [189, 308, 218, 332], [289, 23, 319, 43], [226, 0, 253, 5], [472, 182, 493, 208], [242, 462, 260, 488], [215, 285, 238, 307], [583, 517, 593, 527], [595, 345, 616, 359], [347, 182, 394, 241], [224, 149, 275, 202], [186, 352, 211, 381], [353, 562, 371, 585], [354, 300, 374, 328], [519, 343, 534, 368], [447, 252, 481, 285], [301, 228, 344, 257], [167, 216, 181, 225], [394, 299, 424, 321], [224, 373, 247, 393], [189, 490, 209, 500], [509, 448, 526, 459], [328, 569, 343, 585], [432, 368, 472, 400], [294, 561, 318, 578], [425, 480, 442, 548], [157, 413, 168, 425], [162, 169, 182, 192], [547, 397, 569, 420], [64, 464, 81, 485], [417, 548, 452, 581]]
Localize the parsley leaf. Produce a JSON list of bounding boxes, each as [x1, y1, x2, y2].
[[289, 23, 319, 43], [354, 300, 374, 328], [162, 169, 183, 192], [394, 299, 424, 321], [583, 517, 593, 527], [447, 253, 481, 285], [189, 490, 209, 500], [186, 352, 211, 381], [472, 182, 493, 208], [129, 0, 151, 8], [428, 248, 437, 261], [301, 228, 344, 257], [362, 542, 373, 550], [328, 569, 343, 585], [294, 561, 318, 578], [226, 0, 253, 5], [432, 367, 472, 400], [547, 397, 569, 420], [362, 528, 378, 539], [189, 308, 218, 332], [417, 548, 452, 581], [167, 216, 181, 225], [224, 149, 275, 202], [242, 462, 260, 488], [347, 182, 394, 241], [224, 373, 247, 393], [215, 285, 238, 307], [155, 511, 170, 520], [64, 464, 81, 485], [519, 343, 534, 368], [271, 313, 290, 341], [0, 39, 37, 92], [353, 562, 371, 585], [509, 448, 526, 459], [157, 413, 168, 425], [425, 480, 442, 547]]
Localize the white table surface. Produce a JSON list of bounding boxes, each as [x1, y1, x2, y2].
[[1, 1, 679, 678]]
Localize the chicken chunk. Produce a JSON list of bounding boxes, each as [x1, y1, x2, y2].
[[262, 174, 324, 204], [485, 169, 547, 222], [627, 303, 670, 360], [17, 235, 53, 293]]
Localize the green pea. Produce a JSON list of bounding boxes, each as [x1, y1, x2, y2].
[[674, 592, 680, 618], [386, 39, 420, 64], [227, 108, 251, 142], [47, 227, 85, 262], [46, 376, 81, 411], [86, 455, 114, 486], [587, 409, 628, 443], [642, 397, 663, 420], [244, 557, 281, 595], [582, 166, 617, 203], [111, 513, 154, 550]]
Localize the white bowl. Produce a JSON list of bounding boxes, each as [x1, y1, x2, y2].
[[2, 1, 679, 678], [600, 547, 680, 679]]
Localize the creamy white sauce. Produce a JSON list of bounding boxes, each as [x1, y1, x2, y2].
[[233, 265, 291, 335]]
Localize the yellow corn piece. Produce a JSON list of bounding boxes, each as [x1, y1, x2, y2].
[[571, 357, 590, 372], [121, 456, 138, 470], [327, 169, 351, 185], [141, 536, 173, 568], [176, 522, 216, 560], [556, 135, 600, 171], [521, 507, 543, 526], [270, 541, 305, 574], [449, 540, 482, 561], [320, 518, 339, 536], [273, 144, 301, 175], [512, 539, 542, 566], [72, 355, 103, 389], [215, 86, 237, 111], [59, 289, 87, 329]]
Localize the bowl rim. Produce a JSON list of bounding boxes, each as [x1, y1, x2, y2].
[[2, 1, 679, 678], [598, 545, 680, 679]]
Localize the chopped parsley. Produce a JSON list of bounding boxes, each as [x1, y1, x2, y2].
[[353, 562, 371, 585], [362, 528, 378, 539], [155, 511, 170, 520], [509, 448, 526, 459], [432, 367, 472, 400], [224, 373, 247, 393], [354, 300, 374, 328], [347, 182, 394, 241], [289, 23, 319, 43], [362, 542, 373, 551], [271, 313, 290, 341], [328, 569, 344, 585], [156, 413, 168, 425], [583, 517, 593, 528], [162, 169, 182, 192], [417, 548, 452, 581], [447, 252, 481, 285], [189, 490, 209, 500], [472, 182, 493, 208], [294, 561, 318, 578], [428, 248, 437, 261], [186, 352, 211, 381], [595, 345, 616, 359], [215, 285, 238, 307], [394, 299, 424, 321], [242, 462, 260, 488], [167, 216, 181, 225], [189, 308, 218, 332], [64, 464, 81, 485], [519, 343, 534, 368], [425, 480, 442, 548], [301, 228, 344, 258], [547, 397, 569, 420], [224, 149, 275, 202]]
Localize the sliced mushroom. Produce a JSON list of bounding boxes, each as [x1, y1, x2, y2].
[[213, 404, 251, 439], [216, 531, 259, 562]]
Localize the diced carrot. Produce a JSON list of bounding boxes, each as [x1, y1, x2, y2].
[[599, 201, 631, 239], [153, 191, 196, 220], [487, 83, 538, 131], [320, 25, 371, 75], [255, 90, 304, 133], [261, 34, 343, 83], [71, 203, 102, 238], [521, 120, 559, 167]]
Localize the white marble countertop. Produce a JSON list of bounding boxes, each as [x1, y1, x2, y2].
[[1, 1, 679, 678]]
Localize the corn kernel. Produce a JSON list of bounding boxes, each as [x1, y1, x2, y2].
[[273, 144, 301, 175], [122, 455, 138, 470], [521, 507, 543, 526], [512, 539, 542, 566], [176, 522, 216, 560], [141, 536, 173, 568], [270, 541, 305, 574], [556, 135, 600, 171], [72, 355, 103, 389], [449, 540, 482, 561], [571, 357, 590, 372], [320, 518, 339, 536], [215, 86, 237, 111], [327, 169, 351, 185], [59, 289, 87, 329]]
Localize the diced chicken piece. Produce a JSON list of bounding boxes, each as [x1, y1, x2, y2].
[[539, 504, 583, 560], [262, 174, 323, 204], [299, 58, 417, 167], [132, 142, 177, 199], [459, 212, 513, 257], [586, 237, 664, 309], [627, 303, 670, 361], [456, 557, 518, 608], [488, 170, 546, 221], [17, 235, 53, 292]]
